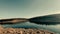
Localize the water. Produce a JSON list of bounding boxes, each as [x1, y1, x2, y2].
[[0, 22, 60, 34]]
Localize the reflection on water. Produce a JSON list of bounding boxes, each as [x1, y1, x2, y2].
[[0, 22, 60, 33]]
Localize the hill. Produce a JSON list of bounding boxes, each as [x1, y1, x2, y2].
[[29, 14, 60, 25], [0, 18, 28, 24]]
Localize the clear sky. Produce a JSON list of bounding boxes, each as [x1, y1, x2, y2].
[[0, 0, 60, 19]]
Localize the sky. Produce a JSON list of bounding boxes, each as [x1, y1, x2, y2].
[[0, 0, 60, 19]]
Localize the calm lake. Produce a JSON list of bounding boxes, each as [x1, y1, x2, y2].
[[1, 22, 60, 34]]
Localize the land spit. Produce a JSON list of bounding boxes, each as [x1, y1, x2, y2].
[[0, 18, 28, 24]]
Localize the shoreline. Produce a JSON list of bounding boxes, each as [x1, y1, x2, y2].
[[0, 26, 55, 34]]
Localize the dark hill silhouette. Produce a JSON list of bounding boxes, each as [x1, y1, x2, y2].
[[0, 18, 28, 24], [29, 14, 60, 25], [0, 14, 60, 25]]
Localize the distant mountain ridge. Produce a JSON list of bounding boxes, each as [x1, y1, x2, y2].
[[0, 18, 28, 24], [0, 14, 60, 25], [29, 14, 60, 25]]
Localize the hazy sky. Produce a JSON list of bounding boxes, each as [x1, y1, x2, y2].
[[0, 0, 60, 19]]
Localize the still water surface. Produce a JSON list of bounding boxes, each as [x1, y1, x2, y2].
[[0, 22, 60, 33]]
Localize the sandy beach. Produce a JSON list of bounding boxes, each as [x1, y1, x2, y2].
[[0, 26, 55, 34]]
